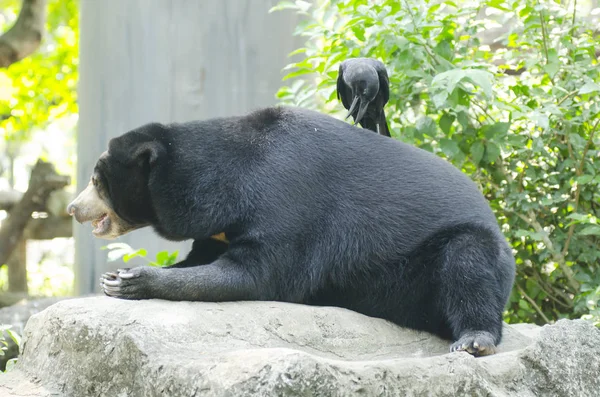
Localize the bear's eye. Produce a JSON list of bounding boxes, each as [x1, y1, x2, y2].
[[91, 176, 97, 187]]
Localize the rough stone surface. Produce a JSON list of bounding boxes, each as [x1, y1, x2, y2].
[[0, 296, 76, 371], [0, 296, 75, 334], [1, 297, 599, 397]]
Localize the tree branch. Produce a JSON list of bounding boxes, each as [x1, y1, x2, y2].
[[0, 189, 23, 210], [538, 7, 550, 66], [0, 159, 70, 266], [561, 117, 600, 258], [516, 284, 551, 323], [516, 210, 579, 291], [531, 269, 573, 308], [0, 0, 47, 68]]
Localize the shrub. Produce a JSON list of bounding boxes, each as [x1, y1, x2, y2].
[[272, 0, 600, 325]]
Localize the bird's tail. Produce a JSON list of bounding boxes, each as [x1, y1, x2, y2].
[[377, 110, 391, 137]]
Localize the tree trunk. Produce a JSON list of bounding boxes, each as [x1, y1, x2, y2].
[[0, 160, 70, 267], [7, 240, 27, 293], [0, 0, 47, 68]]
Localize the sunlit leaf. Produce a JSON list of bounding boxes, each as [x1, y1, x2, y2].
[[439, 113, 454, 135], [440, 138, 460, 157], [579, 226, 600, 236], [470, 141, 485, 165], [579, 82, 600, 95]]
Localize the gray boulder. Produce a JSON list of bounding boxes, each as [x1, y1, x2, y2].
[[1, 296, 599, 396], [0, 296, 75, 371], [0, 296, 75, 332]]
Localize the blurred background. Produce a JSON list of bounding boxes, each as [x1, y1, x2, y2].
[[0, 0, 599, 365]]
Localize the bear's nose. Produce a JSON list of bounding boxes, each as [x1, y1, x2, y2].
[[66, 202, 77, 216]]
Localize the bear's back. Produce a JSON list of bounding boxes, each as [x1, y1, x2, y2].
[[231, 106, 502, 252]]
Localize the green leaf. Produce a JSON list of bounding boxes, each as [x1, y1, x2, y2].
[[579, 225, 600, 236], [268, 1, 298, 13], [282, 68, 314, 81], [540, 197, 553, 205], [482, 122, 510, 139], [439, 138, 460, 157], [101, 243, 130, 251], [530, 112, 549, 130], [432, 69, 467, 94], [566, 213, 592, 223], [466, 70, 494, 99], [439, 113, 454, 135], [166, 251, 179, 267], [518, 299, 530, 310], [4, 358, 17, 372], [486, 0, 512, 11], [287, 47, 307, 57], [123, 249, 147, 263], [103, 243, 136, 263], [151, 250, 179, 267], [431, 68, 494, 100], [416, 116, 437, 137], [457, 111, 469, 130], [579, 82, 600, 95], [5, 329, 21, 346], [432, 91, 449, 108], [514, 230, 545, 241], [101, 243, 149, 264], [470, 141, 485, 165], [351, 25, 366, 41], [543, 48, 560, 76], [576, 175, 594, 185], [485, 142, 501, 163], [575, 272, 593, 283], [532, 137, 545, 153], [156, 251, 169, 264], [434, 40, 453, 61], [568, 133, 587, 150]]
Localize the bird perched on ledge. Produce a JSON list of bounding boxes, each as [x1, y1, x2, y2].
[[336, 57, 391, 137]]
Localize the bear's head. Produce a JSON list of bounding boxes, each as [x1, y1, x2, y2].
[[67, 124, 166, 240]]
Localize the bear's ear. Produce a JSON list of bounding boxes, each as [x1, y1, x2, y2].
[[132, 142, 162, 168]]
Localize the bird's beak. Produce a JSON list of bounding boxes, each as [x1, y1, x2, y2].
[[354, 99, 370, 126], [345, 96, 360, 120]]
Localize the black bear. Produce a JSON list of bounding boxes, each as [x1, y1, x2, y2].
[[67, 106, 515, 356]]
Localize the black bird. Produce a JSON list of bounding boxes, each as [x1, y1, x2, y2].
[[336, 57, 391, 137]]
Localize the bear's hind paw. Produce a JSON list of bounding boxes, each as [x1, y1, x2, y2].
[[450, 331, 496, 357]]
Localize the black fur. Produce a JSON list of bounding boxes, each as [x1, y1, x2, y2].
[[96, 106, 515, 354]]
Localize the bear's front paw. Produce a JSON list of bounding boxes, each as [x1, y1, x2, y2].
[[100, 267, 156, 300], [450, 331, 496, 357]]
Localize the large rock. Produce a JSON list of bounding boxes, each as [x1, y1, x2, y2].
[[0, 296, 75, 371], [1, 297, 599, 396], [0, 296, 74, 333]]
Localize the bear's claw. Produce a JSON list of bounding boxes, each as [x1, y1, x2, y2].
[[450, 331, 496, 357], [100, 267, 151, 300]]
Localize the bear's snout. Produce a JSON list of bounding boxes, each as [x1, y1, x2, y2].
[[66, 201, 93, 224], [67, 181, 109, 224], [66, 202, 77, 217]]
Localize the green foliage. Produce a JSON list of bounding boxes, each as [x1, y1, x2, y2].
[[274, 0, 600, 325], [0, 324, 21, 372], [102, 243, 179, 268], [0, 0, 79, 144], [0, 1, 77, 297]]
